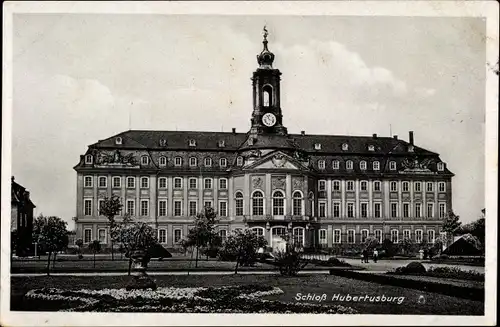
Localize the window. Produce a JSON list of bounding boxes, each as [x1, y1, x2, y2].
[[389, 161, 397, 170], [318, 180, 326, 191], [373, 161, 380, 170], [189, 178, 197, 189], [236, 156, 244, 166], [252, 191, 264, 216], [334, 229, 342, 243], [141, 177, 149, 188], [292, 191, 303, 216], [368, 145, 375, 151], [98, 176, 107, 188], [374, 229, 382, 243], [84, 199, 92, 216], [346, 160, 353, 170], [218, 140, 225, 148], [219, 178, 228, 190], [437, 162, 445, 171], [415, 182, 422, 192], [126, 200, 135, 216], [252, 227, 264, 236], [360, 181, 368, 191], [319, 229, 327, 245], [374, 203, 382, 218], [219, 201, 227, 217], [141, 156, 149, 165], [293, 228, 304, 247], [403, 203, 410, 218], [263, 85, 272, 106], [428, 230, 435, 243], [235, 192, 244, 216], [318, 160, 325, 170], [112, 176, 121, 188], [314, 143, 322, 150], [347, 203, 354, 218], [204, 178, 213, 189], [347, 230, 355, 244], [402, 181, 409, 192], [189, 157, 197, 167], [415, 203, 422, 218], [174, 229, 182, 243], [438, 182, 446, 192], [140, 200, 149, 216], [439, 203, 446, 218], [361, 229, 369, 243], [427, 182, 434, 192], [391, 203, 398, 218], [342, 143, 349, 151], [333, 202, 341, 218], [85, 155, 93, 164], [403, 229, 411, 240], [98, 199, 105, 216], [319, 202, 326, 218], [220, 158, 227, 167], [332, 160, 340, 170], [174, 157, 182, 166], [84, 176, 93, 187], [204, 201, 213, 209], [84, 229, 92, 243], [361, 203, 368, 218], [360, 161, 367, 170], [373, 181, 381, 192], [159, 156, 167, 166], [189, 201, 197, 216], [158, 200, 167, 216], [174, 201, 182, 216], [115, 137, 122, 145], [333, 180, 340, 191], [98, 229, 106, 244], [346, 181, 354, 191], [127, 177, 135, 189], [391, 230, 399, 243], [174, 177, 183, 189], [390, 181, 398, 192], [158, 229, 167, 243], [189, 139, 196, 147], [415, 230, 423, 243], [272, 190, 285, 216], [204, 157, 212, 167], [427, 203, 434, 218], [219, 229, 227, 242], [159, 177, 167, 189]]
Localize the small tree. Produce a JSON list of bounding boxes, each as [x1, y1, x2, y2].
[[363, 236, 379, 252], [98, 195, 123, 260], [401, 238, 414, 255], [116, 221, 158, 275], [75, 238, 84, 259], [381, 238, 396, 258], [32, 215, 69, 276], [218, 229, 267, 274], [89, 240, 101, 268], [182, 207, 219, 267]]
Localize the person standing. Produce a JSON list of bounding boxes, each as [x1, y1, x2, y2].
[[361, 249, 367, 263], [373, 248, 379, 263]]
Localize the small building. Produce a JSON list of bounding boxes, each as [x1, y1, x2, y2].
[[443, 233, 482, 256], [11, 176, 36, 256]]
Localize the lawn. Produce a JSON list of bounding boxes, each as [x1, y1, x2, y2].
[[10, 274, 484, 315]]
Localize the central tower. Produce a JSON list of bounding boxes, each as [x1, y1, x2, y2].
[[250, 27, 288, 136]]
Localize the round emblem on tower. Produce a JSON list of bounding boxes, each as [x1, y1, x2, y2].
[[262, 113, 277, 127]]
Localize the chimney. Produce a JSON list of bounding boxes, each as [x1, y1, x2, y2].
[[409, 131, 414, 145], [393, 135, 398, 140], [301, 131, 305, 136], [11, 176, 15, 182], [232, 128, 236, 134], [372, 133, 377, 139]]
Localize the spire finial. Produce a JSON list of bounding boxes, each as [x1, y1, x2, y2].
[[263, 25, 268, 41]]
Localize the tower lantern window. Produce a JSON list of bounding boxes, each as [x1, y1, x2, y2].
[[262, 85, 273, 107]]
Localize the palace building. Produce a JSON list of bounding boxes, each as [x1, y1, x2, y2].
[[73, 30, 453, 251]]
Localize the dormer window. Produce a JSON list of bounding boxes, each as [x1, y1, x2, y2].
[[342, 143, 349, 151], [360, 161, 367, 170], [248, 138, 254, 146], [159, 156, 167, 167], [159, 139, 167, 147], [318, 160, 325, 170], [389, 161, 397, 171], [218, 140, 225, 148], [408, 145, 414, 152], [85, 154, 93, 164], [237, 156, 244, 166], [115, 137, 122, 145], [189, 139, 196, 147], [346, 160, 353, 170], [314, 143, 322, 150], [437, 162, 445, 171], [141, 156, 149, 165], [368, 145, 375, 151]]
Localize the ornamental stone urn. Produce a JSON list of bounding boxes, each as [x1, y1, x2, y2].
[[125, 249, 157, 291]]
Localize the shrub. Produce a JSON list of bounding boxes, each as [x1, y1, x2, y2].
[[426, 266, 484, 281], [274, 249, 308, 276], [218, 230, 267, 267], [404, 261, 426, 273], [327, 257, 351, 267]]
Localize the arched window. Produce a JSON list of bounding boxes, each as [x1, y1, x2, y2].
[[252, 191, 264, 216], [272, 190, 285, 216], [189, 157, 197, 167], [292, 191, 303, 216], [235, 192, 244, 216], [159, 156, 167, 167], [263, 85, 273, 107], [237, 156, 244, 166], [360, 161, 367, 170], [346, 160, 353, 170], [204, 157, 212, 167]]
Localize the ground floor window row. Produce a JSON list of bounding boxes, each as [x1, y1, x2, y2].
[[315, 228, 441, 245]]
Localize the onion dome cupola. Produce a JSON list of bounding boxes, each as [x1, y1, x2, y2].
[[256, 26, 275, 69]]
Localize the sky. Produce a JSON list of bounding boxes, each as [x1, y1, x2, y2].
[[11, 14, 486, 229]]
